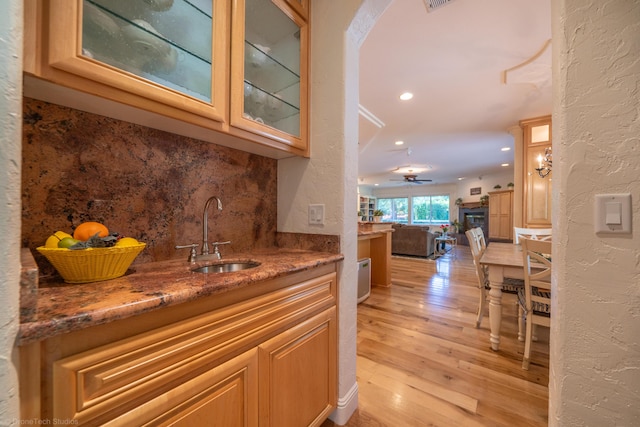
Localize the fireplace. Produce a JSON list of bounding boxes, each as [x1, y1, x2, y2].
[[459, 207, 489, 244]]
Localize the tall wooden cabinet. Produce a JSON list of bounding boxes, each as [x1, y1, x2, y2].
[[488, 189, 514, 241], [520, 115, 552, 227], [23, 0, 310, 157]]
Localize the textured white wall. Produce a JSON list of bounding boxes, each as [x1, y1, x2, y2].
[[277, 0, 391, 423], [0, 0, 22, 424], [551, 0, 640, 425]]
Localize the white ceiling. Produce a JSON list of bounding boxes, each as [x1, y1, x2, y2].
[[358, 0, 552, 188]]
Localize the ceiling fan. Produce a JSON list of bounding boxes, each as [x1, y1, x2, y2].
[[390, 173, 432, 184]]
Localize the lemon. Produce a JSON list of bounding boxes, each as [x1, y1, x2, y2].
[[115, 237, 140, 247], [58, 237, 80, 249], [45, 231, 73, 248]]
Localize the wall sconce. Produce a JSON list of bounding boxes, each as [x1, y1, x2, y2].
[[536, 147, 552, 178]]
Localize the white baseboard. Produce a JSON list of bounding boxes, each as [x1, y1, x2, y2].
[[327, 382, 359, 425]]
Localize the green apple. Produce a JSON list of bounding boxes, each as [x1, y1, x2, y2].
[[45, 231, 73, 248], [58, 237, 80, 249]]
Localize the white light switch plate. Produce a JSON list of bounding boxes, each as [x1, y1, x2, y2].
[[308, 204, 325, 225], [594, 193, 632, 234]]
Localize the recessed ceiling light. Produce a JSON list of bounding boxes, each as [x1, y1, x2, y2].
[[501, 147, 511, 151], [458, 177, 465, 180], [399, 92, 413, 101], [374, 183, 379, 186], [501, 163, 510, 167], [395, 140, 404, 145]]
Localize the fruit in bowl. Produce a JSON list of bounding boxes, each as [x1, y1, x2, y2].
[[37, 222, 145, 283], [44, 231, 73, 248]]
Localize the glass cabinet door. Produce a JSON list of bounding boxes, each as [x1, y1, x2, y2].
[[82, 0, 214, 102], [45, 0, 227, 123], [231, 0, 308, 152]]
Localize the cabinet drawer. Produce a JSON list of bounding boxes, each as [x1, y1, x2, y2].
[[53, 271, 336, 424], [104, 348, 258, 427]]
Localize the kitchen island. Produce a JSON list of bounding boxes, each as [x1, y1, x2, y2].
[[357, 223, 393, 287]]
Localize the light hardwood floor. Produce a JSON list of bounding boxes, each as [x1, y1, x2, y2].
[[323, 245, 549, 427]]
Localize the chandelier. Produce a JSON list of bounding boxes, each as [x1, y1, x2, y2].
[[535, 147, 552, 178]]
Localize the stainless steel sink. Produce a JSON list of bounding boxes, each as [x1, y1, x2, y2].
[[192, 261, 260, 274]]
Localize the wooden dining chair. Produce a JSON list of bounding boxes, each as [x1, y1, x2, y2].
[[465, 228, 488, 327], [466, 227, 523, 329], [514, 227, 553, 244], [518, 238, 552, 370]]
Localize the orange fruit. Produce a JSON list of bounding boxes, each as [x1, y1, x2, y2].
[[73, 221, 109, 241]]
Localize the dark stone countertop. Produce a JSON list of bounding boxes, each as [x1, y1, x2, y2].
[[18, 248, 343, 346]]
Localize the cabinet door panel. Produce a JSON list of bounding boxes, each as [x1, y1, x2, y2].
[[526, 145, 553, 225], [43, 0, 228, 123], [258, 308, 337, 427], [521, 116, 552, 227], [230, 0, 308, 151]]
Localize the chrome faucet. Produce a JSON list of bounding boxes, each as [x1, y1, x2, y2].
[[175, 196, 230, 262], [202, 196, 223, 256], [201, 196, 231, 259]]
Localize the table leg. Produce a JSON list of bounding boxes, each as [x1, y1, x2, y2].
[[487, 267, 505, 351]]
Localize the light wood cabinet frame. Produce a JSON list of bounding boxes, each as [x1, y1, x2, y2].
[[520, 115, 553, 227], [21, 264, 338, 425], [23, 0, 311, 158], [27, 0, 229, 129], [229, 0, 309, 152]]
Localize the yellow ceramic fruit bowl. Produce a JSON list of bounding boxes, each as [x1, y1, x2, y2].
[[36, 243, 146, 284]]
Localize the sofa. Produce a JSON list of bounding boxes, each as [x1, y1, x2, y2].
[[391, 224, 438, 258]]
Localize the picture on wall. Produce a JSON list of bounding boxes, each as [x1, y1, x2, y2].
[[470, 187, 481, 195]]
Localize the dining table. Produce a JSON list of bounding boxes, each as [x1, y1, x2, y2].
[[479, 242, 526, 351]]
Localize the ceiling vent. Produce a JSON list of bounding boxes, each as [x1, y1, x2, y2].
[[423, 0, 455, 13]]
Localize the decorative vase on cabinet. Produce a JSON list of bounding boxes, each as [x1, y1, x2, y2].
[[230, 0, 309, 154]]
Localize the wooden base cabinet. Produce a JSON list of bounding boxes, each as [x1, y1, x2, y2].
[[488, 189, 514, 241], [259, 308, 337, 427], [21, 264, 338, 426]]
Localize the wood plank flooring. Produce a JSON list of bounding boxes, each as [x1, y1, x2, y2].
[[322, 246, 549, 427]]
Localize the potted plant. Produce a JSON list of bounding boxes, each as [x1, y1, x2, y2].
[[480, 195, 489, 206], [451, 219, 461, 233], [507, 182, 514, 189], [493, 184, 502, 189], [455, 197, 463, 206], [373, 209, 384, 222]]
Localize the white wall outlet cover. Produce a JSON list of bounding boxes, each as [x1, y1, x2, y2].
[[308, 204, 325, 225], [594, 193, 632, 234]]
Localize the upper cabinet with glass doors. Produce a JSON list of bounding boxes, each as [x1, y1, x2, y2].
[[24, 0, 310, 157], [230, 0, 309, 152], [24, 0, 229, 130]]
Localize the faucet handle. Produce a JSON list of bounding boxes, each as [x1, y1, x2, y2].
[[211, 241, 231, 258], [175, 244, 199, 262]]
